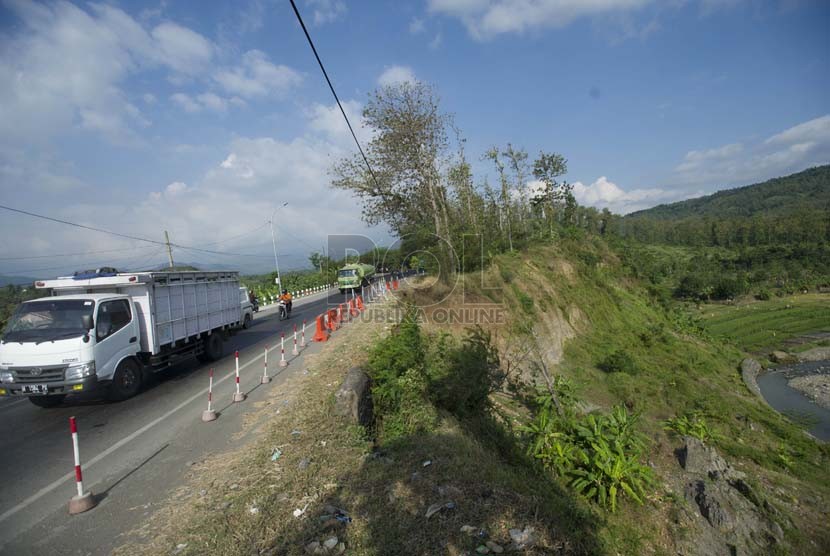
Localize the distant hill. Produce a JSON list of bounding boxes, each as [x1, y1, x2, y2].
[[626, 165, 830, 221], [0, 275, 37, 287]]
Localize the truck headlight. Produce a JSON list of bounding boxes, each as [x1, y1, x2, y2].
[[0, 371, 13, 384], [65, 362, 96, 380]]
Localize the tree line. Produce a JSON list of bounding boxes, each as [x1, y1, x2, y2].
[[331, 81, 612, 280]]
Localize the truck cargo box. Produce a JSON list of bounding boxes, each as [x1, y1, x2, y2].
[[36, 271, 242, 354]]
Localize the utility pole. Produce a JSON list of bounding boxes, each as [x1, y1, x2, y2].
[[164, 230, 175, 269], [269, 203, 288, 288]]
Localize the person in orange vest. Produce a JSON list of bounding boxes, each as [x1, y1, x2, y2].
[[279, 289, 293, 314]]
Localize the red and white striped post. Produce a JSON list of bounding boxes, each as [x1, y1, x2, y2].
[[232, 350, 246, 402], [292, 325, 299, 356], [68, 416, 96, 514], [202, 368, 218, 422], [261, 346, 271, 384], [279, 333, 288, 367], [300, 320, 307, 348]]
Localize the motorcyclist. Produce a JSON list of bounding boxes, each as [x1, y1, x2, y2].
[[279, 289, 293, 314]]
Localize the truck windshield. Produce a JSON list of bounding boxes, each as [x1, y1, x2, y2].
[[338, 269, 356, 277], [2, 299, 94, 343]]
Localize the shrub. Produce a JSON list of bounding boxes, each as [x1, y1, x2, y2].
[[754, 289, 771, 301], [598, 350, 639, 375], [426, 327, 503, 418], [366, 309, 434, 439], [524, 401, 653, 512], [712, 277, 744, 300], [663, 412, 716, 442], [674, 274, 708, 300]]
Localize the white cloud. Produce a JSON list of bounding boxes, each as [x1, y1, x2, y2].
[[149, 181, 192, 201], [306, 0, 347, 25], [143, 93, 157, 104], [307, 100, 374, 146], [675, 142, 743, 173], [214, 50, 303, 98], [672, 114, 830, 187], [0, 1, 213, 145], [197, 92, 228, 112], [765, 114, 830, 146], [429, 33, 444, 49], [409, 17, 426, 34], [170, 92, 234, 113], [170, 93, 199, 113], [428, 0, 654, 39], [150, 22, 214, 75], [571, 176, 680, 214], [377, 65, 417, 87]]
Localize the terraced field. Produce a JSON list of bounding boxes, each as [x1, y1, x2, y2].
[[699, 293, 830, 352]]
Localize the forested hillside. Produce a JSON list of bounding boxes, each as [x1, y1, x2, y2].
[[615, 166, 830, 246]]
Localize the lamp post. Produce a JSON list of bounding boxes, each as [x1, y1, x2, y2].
[[269, 202, 288, 289]]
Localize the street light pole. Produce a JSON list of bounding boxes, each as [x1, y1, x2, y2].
[[270, 202, 288, 289]]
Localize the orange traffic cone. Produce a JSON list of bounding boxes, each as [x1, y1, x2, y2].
[[357, 296, 365, 311], [312, 314, 329, 342], [326, 309, 339, 331], [349, 299, 359, 317]]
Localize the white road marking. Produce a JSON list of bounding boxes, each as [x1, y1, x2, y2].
[[0, 342, 284, 524]]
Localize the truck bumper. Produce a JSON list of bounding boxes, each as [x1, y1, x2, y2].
[[0, 375, 100, 397]]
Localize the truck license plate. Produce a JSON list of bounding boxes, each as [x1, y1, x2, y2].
[[22, 384, 48, 395]]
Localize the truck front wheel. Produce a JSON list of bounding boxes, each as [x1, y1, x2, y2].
[[109, 359, 143, 401], [29, 395, 66, 408]]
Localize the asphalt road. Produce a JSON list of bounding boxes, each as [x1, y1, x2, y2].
[[0, 286, 375, 555]]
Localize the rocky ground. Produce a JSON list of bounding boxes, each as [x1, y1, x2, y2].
[[788, 374, 830, 410]]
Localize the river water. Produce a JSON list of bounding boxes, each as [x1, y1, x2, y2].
[[757, 359, 830, 441]]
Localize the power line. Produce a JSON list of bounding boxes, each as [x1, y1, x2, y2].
[[0, 204, 168, 247], [288, 0, 381, 190], [0, 245, 149, 261], [0, 204, 274, 260]]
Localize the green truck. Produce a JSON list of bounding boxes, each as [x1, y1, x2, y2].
[[337, 263, 375, 294]]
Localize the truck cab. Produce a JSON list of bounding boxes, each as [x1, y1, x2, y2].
[[0, 293, 140, 407], [239, 287, 254, 328]]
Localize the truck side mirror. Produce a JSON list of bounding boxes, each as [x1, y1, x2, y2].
[[81, 314, 93, 330]]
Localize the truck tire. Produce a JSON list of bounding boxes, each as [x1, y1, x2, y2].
[[201, 333, 224, 362], [28, 395, 66, 408], [242, 312, 252, 329], [109, 359, 143, 401]]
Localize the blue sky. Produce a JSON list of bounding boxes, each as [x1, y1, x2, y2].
[[1, 0, 828, 276]]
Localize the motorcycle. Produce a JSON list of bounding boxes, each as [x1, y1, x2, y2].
[[278, 299, 291, 320], [251, 298, 260, 313]]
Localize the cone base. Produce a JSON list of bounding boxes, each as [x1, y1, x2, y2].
[[68, 492, 96, 515], [292, 349, 299, 356], [201, 409, 217, 422], [232, 392, 246, 403], [279, 360, 288, 367], [260, 376, 271, 384]]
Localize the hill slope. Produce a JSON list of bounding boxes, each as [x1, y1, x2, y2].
[[626, 165, 830, 220]]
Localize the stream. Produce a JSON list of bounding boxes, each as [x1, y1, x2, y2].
[[757, 359, 830, 441]]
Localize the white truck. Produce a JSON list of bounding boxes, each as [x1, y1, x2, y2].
[[0, 270, 247, 407]]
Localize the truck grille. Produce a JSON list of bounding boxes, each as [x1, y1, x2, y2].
[[12, 366, 66, 383]]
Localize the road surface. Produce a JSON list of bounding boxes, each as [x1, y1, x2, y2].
[[0, 287, 371, 555]]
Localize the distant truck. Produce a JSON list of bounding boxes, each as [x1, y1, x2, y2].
[[337, 263, 375, 294], [0, 270, 246, 407]]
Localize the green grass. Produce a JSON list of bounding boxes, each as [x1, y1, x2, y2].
[[476, 241, 830, 554], [698, 293, 830, 352]]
